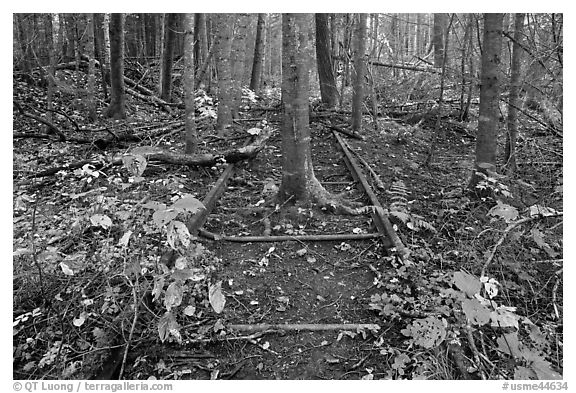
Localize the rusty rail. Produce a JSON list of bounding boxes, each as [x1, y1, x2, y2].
[[332, 130, 409, 259]]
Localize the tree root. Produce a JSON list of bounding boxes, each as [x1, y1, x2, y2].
[[307, 176, 368, 215]]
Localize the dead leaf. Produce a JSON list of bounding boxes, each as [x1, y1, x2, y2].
[[209, 281, 226, 314]]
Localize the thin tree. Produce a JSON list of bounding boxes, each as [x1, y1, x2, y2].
[[504, 13, 525, 173], [424, 14, 454, 167], [433, 13, 448, 67], [468, 13, 504, 190], [194, 13, 208, 85], [250, 13, 266, 93], [315, 13, 338, 109], [214, 13, 234, 135], [159, 13, 177, 102], [230, 14, 250, 118], [44, 14, 57, 127], [104, 13, 126, 120], [86, 13, 97, 122], [277, 13, 362, 214], [183, 14, 197, 154], [351, 13, 367, 133]]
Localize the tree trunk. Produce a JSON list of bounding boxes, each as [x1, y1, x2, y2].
[[160, 13, 177, 102], [351, 13, 367, 133], [45, 14, 57, 126], [469, 13, 504, 190], [250, 13, 266, 93], [183, 14, 197, 154], [15, 14, 30, 73], [231, 14, 250, 119], [194, 14, 207, 83], [64, 14, 77, 62], [505, 13, 525, 173], [278, 13, 317, 203], [86, 13, 97, 121], [278, 14, 364, 215], [138, 14, 147, 63], [104, 13, 126, 120], [315, 13, 339, 109], [433, 13, 448, 67], [214, 13, 234, 135]]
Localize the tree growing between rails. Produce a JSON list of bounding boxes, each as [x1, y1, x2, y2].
[[277, 13, 363, 214]]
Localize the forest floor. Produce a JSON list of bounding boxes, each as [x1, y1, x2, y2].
[[12, 72, 563, 380]]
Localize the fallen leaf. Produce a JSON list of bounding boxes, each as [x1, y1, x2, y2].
[[209, 281, 226, 314]]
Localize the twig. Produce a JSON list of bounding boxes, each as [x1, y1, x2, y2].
[[552, 267, 563, 320], [118, 274, 140, 380], [465, 324, 486, 380], [480, 212, 563, 277]]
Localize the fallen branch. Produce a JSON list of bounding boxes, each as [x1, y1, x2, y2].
[[198, 228, 381, 242], [227, 323, 380, 333], [29, 127, 272, 178], [480, 212, 563, 277], [367, 60, 440, 74], [320, 120, 364, 140], [14, 101, 66, 141]]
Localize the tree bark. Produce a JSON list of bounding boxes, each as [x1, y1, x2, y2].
[[104, 13, 126, 120], [214, 14, 234, 135], [194, 13, 208, 86], [351, 13, 367, 133], [505, 13, 525, 173], [278, 14, 362, 216], [469, 13, 504, 190], [250, 13, 266, 93], [45, 14, 57, 126], [315, 13, 339, 109], [433, 13, 448, 67], [183, 14, 197, 154], [278, 13, 317, 203], [160, 13, 177, 102], [64, 14, 77, 63], [230, 14, 250, 119], [86, 13, 97, 121]]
